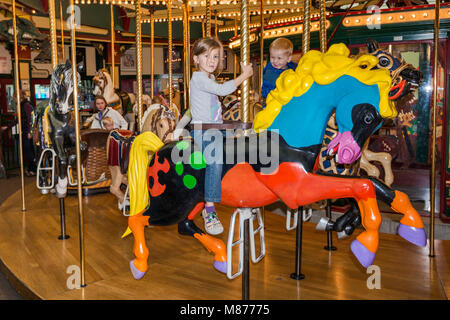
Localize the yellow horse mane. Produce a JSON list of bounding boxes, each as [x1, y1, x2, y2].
[[254, 43, 397, 131]]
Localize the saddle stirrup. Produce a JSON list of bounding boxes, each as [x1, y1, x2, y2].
[[286, 208, 298, 231], [250, 208, 266, 263], [287, 207, 312, 231], [121, 185, 130, 217], [36, 148, 57, 191], [226, 208, 266, 280], [67, 165, 87, 186]]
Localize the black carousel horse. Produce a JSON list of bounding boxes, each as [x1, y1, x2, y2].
[[34, 60, 86, 198], [123, 44, 426, 279]]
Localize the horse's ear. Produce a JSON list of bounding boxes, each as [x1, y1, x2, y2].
[[65, 59, 71, 69], [366, 39, 378, 53]]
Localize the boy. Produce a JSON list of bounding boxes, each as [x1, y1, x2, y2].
[[261, 38, 297, 101]]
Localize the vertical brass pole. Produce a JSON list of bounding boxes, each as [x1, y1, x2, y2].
[[259, 0, 264, 98], [202, 18, 205, 37], [234, 16, 238, 79], [183, 0, 190, 111], [168, 0, 173, 110], [135, 0, 143, 132], [429, 0, 440, 258], [151, 11, 155, 99], [214, 10, 218, 38], [206, 0, 211, 36], [302, 0, 311, 53], [110, 4, 116, 89], [49, 0, 58, 67], [12, 0, 25, 212], [240, 0, 250, 123], [59, 0, 65, 61], [319, 0, 326, 53], [69, 0, 85, 287]]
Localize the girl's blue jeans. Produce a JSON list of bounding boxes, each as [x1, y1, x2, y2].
[[191, 129, 230, 203]]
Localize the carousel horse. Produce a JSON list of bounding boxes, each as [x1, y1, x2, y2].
[[317, 39, 422, 238], [107, 104, 177, 211], [34, 60, 85, 198], [92, 68, 152, 131], [124, 43, 426, 280]]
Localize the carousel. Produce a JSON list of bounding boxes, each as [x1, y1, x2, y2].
[[0, 0, 449, 301]]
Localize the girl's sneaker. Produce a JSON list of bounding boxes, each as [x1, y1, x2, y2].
[[202, 209, 224, 235]]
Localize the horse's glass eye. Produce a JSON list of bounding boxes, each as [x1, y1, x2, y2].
[[379, 56, 390, 67], [364, 113, 374, 124], [361, 64, 367, 69]]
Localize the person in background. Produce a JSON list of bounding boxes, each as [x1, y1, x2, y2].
[[18, 90, 37, 176], [83, 95, 128, 130], [261, 37, 297, 103], [101, 117, 115, 131]]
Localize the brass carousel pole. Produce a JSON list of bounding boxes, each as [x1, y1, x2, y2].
[[319, 0, 326, 53], [183, 0, 190, 111], [302, 0, 311, 53], [69, 0, 85, 287], [206, 0, 211, 36], [12, 0, 25, 212], [168, 0, 173, 109], [429, 0, 440, 258], [49, 0, 58, 67], [151, 9, 155, 99], [110, 3, 116, 89], [259, 0, 264, 98], [202, 18, 205, 37], [234, 16, 238, 78], [214, 10, 218, 38], [240, 0, 250, 123], [135, 0, 143, 132], [59, 0, 65, 61]]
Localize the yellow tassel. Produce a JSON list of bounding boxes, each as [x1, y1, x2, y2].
[[121, 226, 133, 238]]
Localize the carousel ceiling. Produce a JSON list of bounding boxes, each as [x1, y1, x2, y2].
[[0, 0, 436, 45]]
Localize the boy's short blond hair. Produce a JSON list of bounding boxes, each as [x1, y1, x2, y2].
[[102, 116, 114, 129], [269, 38, 294, 55]]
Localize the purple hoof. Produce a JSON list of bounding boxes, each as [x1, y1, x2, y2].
[[213, 260, 227, 274], [130, 260, 146, 280], [351, 239, 376, 268], [398, 223, 427, 247]]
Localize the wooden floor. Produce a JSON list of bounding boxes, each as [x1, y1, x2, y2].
[[0, 180, 449, 300]]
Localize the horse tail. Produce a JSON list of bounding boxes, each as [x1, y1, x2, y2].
[[121, 131, 164, 238]]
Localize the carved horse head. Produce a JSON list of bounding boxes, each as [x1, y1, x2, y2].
[[142, 104, 177, 143], [92, 68, 111, 96], [50, 60, 82, 114], [366, 39, 422, 101]]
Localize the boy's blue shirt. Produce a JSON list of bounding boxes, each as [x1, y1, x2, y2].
[[261, 60, 298, 99]]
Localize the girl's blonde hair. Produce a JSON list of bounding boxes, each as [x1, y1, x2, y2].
[[191, 37, 224, 74]]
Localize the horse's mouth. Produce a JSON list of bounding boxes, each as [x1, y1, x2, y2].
[[389, 79, 406, 100]]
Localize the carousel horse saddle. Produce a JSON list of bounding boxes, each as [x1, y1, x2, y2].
[[107, 129, 135, 174]]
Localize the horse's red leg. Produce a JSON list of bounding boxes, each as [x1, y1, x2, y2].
[[128, 213, 150, 279]]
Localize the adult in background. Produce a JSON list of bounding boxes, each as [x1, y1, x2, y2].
[[18, 90, 37, 176], [83, 95, 128, 130]]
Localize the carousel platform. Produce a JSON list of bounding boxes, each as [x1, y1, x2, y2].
[[0, 179, 449, 300]]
